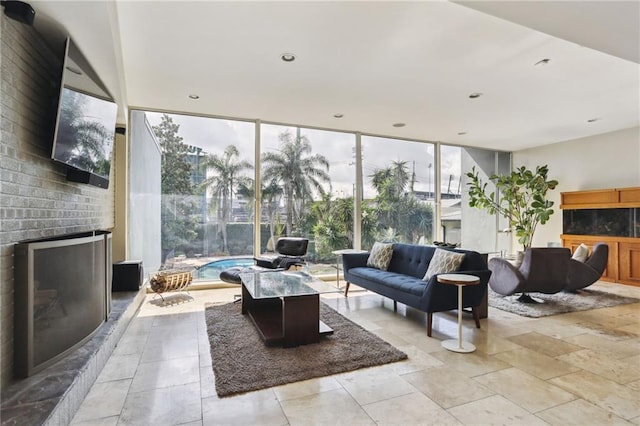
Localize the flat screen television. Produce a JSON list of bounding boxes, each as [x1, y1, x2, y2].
[[51, 38, 117, 189]]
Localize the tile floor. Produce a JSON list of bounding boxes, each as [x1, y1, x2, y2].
[[71, 281, 640, 425]]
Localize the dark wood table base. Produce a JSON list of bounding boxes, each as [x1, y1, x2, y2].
[[241, 284, 333, 347]]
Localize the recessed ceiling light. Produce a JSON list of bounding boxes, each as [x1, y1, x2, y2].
[[188, 94, 200, 100], [587, 118, 600, 123], [392, 123, 406, 128], [469, 92, 482, 99], [281, 53, 296, 62], [534, 58, 551, 67], [333, 113, 344, 118], [458, 132, 467, 135]]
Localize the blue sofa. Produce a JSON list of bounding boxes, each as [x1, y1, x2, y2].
[[342, 243, 491, 336]]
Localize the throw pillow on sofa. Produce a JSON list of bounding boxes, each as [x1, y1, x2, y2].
[[367, 242, 394, 270], [572, 243, 589, 262], [423, 248, 466, 281]]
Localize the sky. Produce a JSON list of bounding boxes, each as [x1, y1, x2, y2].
[[145, 111, 463, 200]]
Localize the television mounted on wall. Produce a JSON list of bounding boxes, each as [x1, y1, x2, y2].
[[51, 38, 117, 189]]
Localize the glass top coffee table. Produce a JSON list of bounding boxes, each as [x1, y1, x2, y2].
[[239, 270, 341, 347]]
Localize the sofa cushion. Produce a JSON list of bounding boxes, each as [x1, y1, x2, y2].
[[423, 248, 466, 281], [367, 242, 394, 270], [348, 267, 426, 296]]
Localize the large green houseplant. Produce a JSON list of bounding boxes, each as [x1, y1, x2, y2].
[[466, 165, 558, 249]]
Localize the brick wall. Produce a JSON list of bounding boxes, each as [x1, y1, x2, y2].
[[0, 15, 115, 389]]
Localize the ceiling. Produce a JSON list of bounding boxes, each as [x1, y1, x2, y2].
[[27, 1, 640, 152]]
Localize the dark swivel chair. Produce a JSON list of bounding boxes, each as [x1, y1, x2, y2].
[[566, 243, 609, 291], [488, 247, 571, 303]]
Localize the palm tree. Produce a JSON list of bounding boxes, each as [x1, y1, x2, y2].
[[261, 131, 330, 235], [201, 145, 253, 253]]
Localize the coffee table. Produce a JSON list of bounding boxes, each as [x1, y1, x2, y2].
[[239, 270, 341, 347]]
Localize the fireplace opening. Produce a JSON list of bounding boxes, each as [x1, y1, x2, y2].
[[14, 231, 112, 378]]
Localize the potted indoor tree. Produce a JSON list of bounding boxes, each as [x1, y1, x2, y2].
[[466, 165, 559, 251]]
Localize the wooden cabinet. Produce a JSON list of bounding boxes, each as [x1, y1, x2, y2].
[[561, 187, 640, 287]]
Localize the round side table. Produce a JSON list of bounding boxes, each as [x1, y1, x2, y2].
[[437, 273, 480, 353]]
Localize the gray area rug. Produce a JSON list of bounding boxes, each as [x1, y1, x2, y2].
[[205, 302, 408, 397], [488, 288, 640, 318]]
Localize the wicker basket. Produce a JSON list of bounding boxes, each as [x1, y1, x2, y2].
[[150, 270, 193, 295]]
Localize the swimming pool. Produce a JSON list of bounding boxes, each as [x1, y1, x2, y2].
[[194, 257, 254, 281]]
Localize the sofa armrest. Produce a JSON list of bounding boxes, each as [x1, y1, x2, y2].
[[342, 252, 369, 272], [487, 257, 525, 296]]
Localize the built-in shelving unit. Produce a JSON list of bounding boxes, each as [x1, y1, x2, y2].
[[561, 187, 640, 286]]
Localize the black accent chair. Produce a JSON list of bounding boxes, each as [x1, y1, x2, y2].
[[254, 237, 309, 270], [488, 247, 571, 303], [566, 243, 609, 291], [219, 237, 309, 288]]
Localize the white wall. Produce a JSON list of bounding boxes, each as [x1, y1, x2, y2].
[[513, 126, 640, 248]]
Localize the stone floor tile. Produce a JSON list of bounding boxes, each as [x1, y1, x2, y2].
[[279, 388, 375, 426], [536, 398, 633, 425], [363, 391, 461, 425], [402, 366, 494, 409], [119, 382, 201, 426], [549, 370, 640, 420], [507, 331, 583, 357], [71, 379, 131, 422], [474, 367, 576, 412], [447, 394, 548, 425], [203, 388, 287, 426], [558, 349, 640, 384], [493, 347, 580, 380], [129, 355, 200, 393]]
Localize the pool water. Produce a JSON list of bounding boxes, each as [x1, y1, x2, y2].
[[195, 258, 254, 281]]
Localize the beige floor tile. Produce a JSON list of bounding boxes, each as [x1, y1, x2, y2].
[[549, 370, 640, 420], [140, 335, 200, 363], [95, 353, 141, 383], [470, 332, 522, 355], [474, 367, 576, 412], [129, 355, 200, 393], [377, 344, 443, 375], [507, 332, 583, 357], [564, 334, 640, 360], [200, 365, 217, 399], [71, 416, 120, 426], [431, 347, 511, 377], [273, 376, 343, 402], [493, 347, 580, 380], [202, 389, 287, 426], [119, 382, 202, 425], [279, 388, 375, 426], [578, 321, 640, 342], [402, 366, 494, 409], [628, 379, 640, 392], [363, 391, 461, 425], [447, 394, 549, 425], [536, 398, 633, 425], [70, 283, 640, 426], [71, 379, 131, 423], [337, 370, 417, 405], [558, 349, 640, 384]]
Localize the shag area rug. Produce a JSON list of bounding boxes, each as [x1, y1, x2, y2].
[[488, 288, 639, 318], [205, 302, 407, 397]]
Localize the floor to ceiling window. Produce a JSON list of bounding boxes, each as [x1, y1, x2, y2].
[[140, 111, 256, 282], [361, 136, 436, 250], [130, 109, 511, 282], [260, 124, 355, 274]]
